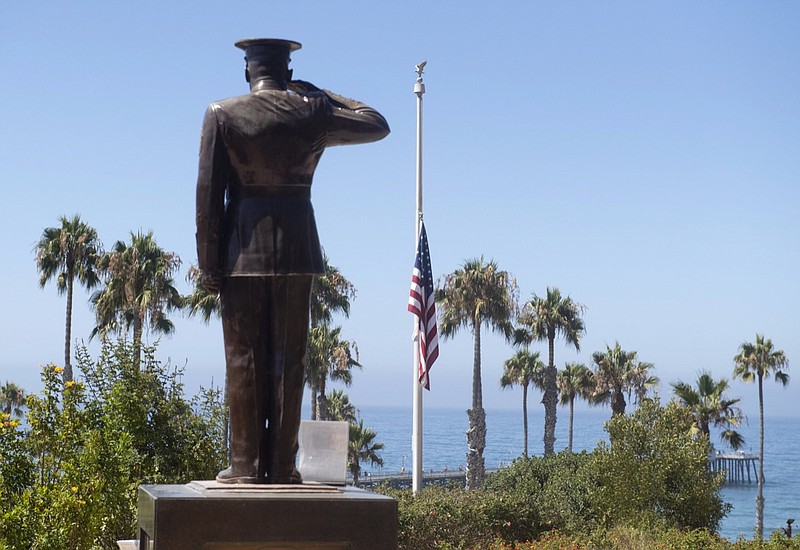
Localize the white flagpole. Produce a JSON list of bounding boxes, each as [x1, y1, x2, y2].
[[412, 61, 426, 494]]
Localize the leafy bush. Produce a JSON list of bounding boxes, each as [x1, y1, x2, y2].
[[484, 451, 596, 534], [487, 530, 593, 549], [486, 528, 800, 550], [0, 411, 32, 510], [485, 401, 727, 538], [587, 398, 728, 531], [1, 363, 138, 549], [590, 525, 729, 549], [382, 484, 540, 549], [78, 339, 227, 483], [381, 398, 730, 549], [0, 339, 226, 549]]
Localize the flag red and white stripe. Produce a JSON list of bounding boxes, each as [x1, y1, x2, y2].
[[408, 222, 439, 390]]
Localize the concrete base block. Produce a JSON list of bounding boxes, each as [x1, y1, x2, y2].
[[138, 482, 397, 550]]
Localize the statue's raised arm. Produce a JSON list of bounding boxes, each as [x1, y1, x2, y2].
[[288, 79, 390, 146]]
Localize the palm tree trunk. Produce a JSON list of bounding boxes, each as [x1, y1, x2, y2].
[[522, 383, 528, 458], [611, 390, 626, 417], [64, 276, 74, 383], [349, 456, 361, 487], [466, 407, 486, 489], [568, 396, 575, 453], [133, 310, 143, 371], [317, 378, 328, 421], [542, 332, 557, 455], [466, 319, 486, 489], [472, 320, 482, 411], [310, 385, 318, 421], [756, 373, 765, 539]]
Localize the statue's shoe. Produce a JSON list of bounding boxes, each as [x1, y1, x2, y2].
[[268, 468, 303, 485], [215, 466, 261, 484]]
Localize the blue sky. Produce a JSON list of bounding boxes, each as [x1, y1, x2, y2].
[[1, 2, 798, 421]]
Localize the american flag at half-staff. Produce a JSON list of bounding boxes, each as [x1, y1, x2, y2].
[[408, 222, 439, 390]]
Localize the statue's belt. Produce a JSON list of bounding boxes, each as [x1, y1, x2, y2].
[[230, 185, 312, 199]]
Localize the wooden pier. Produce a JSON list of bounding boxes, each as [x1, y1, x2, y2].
[[708, 451, 760, 484], [355, 453, 761, 488], [355, 468, 503, 490]]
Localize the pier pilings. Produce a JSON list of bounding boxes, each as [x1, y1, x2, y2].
[[708, 452, 760, 484]]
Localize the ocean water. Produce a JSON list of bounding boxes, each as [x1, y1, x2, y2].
[[356, 405, 799, 541]]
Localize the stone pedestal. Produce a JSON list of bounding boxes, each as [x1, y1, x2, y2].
[[138, 482, 397, 549]]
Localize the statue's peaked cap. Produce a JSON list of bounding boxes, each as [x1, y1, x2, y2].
[[235, 38, 302, 58]]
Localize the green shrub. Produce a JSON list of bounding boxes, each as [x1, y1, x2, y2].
[[587, 398, 728, 531], [382, 484, 542, 549], [485, 401, 727, 538], [486, 527, 800, 549], [0, 411, 32, 510], [484, 451, 596, 534], [1, 363, 138, 549], [589, 525, 730, 550], [78, 338, 227, 484], [380, 399, 731, 548], [486, 529, 594, 549], [0, 339, 227, 549]]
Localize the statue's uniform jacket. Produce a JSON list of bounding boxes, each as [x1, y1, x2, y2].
[[196, 87, 389, 277]]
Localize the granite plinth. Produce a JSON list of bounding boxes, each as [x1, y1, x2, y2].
[[138, 482, 397, 550]]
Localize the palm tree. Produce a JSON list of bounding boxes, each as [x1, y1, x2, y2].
[[91, 230, 183, 367], [516, 287, 585, 456], [733, 334, 789, 540], [184, 265, 220, 323], [590, 342, 656, 418], [310, 253, 356, 328], [34, 214, 102, 382], [671, 371, 745, 451], [0, 382, 25, 419], [306, 325, 360, 421], [436, 257, 518, 489], [326, 389, 357, 424], [305, 257, 358, 419], [627, 360, 660, 406], [557, 362, 593, 452], [500, 349, 545, 457], [348, 418, 384, 485]]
